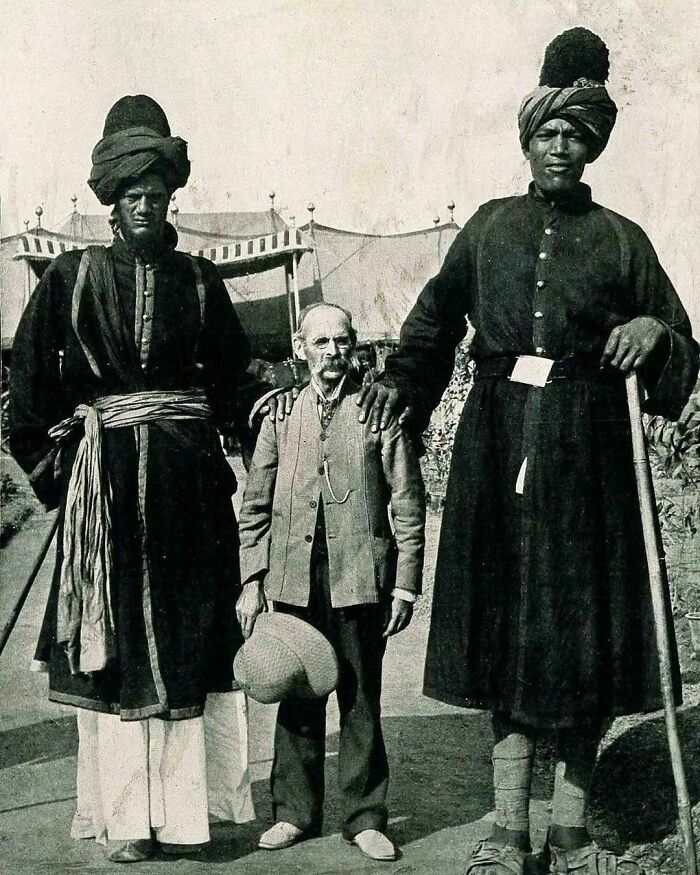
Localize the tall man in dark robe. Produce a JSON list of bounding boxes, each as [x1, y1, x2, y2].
[[10, 95, 253, 862], [356, 29, 699, 875]]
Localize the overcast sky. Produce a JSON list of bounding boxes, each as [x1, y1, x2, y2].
[[1, 0, 698, 320]]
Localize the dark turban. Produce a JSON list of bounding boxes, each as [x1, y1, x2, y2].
[[88, 95, 190, 205], [518, 84, 618, 162]]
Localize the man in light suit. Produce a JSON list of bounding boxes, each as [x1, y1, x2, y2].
[[236, 302, 425, 862]]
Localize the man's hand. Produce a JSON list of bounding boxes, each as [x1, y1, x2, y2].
[[600, 317, 666, 372], [236, 579, 268, 639], [356, 381, 412, 432], [383, 597, 413, 638], [266, 387, 299, 421]]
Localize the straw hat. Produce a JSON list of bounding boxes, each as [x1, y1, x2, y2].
[[233, 613, 339, 704]]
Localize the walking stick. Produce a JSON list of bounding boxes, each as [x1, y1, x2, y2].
[[0, 513, 59, 658], [625, 370, 698, 875]]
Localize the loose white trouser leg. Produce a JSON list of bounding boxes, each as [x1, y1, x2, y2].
[[155, 716, 209, 845], [87, 712, 209, 845], [72, 708, 103, 840], [204, 691, 255, 823]]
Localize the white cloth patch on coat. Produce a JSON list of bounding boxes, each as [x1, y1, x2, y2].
[[509, 355, 554, 387]]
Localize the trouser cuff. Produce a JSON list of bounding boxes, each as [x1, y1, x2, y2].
[[274, 806, 322, 835], [342, 808, 388, 841]]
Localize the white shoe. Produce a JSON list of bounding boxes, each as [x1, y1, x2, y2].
[[350, 829, 398, 861], [258, 821, 305, 850]]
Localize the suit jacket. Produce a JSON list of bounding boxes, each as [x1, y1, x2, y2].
[[238, 379, 425, 608]]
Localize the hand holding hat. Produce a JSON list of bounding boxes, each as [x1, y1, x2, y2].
[[233, 612, 339, 704]]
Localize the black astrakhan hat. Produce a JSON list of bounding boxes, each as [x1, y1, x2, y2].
[[539, 27, 610, 87], [102, 95, 171, 137]]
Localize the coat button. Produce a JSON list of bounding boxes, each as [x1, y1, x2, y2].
[[535, 346, 545, 355], [536, 279, 546, 288], [538, 252, 547, 260], [310, 500, 317, 508], [544, 227, 553, 235], [320, 433, 328, 441], [534, 311, 543, 318], [305, 535, 313, 543], [318, 466, 324, 475]]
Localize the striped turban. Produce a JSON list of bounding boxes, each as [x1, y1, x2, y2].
[[518, 82, 618, 162]]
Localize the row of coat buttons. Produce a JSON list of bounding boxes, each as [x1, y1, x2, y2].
[[534, 229, 554, 355], [306, 495, 319, 540]]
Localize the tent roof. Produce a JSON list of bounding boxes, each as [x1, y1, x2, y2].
[[51, 209, 288, 251], [294, 221, 460, 340], [54, 212, 111, 242], [174, 211, 287, 240]]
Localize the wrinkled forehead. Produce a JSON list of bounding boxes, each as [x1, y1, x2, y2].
[[300, 306, 353, 340], [118, 172, 170, 199], [534, 116, 586, 138]]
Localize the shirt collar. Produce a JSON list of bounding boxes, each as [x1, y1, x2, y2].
[[310, 374, 347, 404], [527, 181, 593, 214]]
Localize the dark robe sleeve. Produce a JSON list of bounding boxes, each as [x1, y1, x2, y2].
[[384, 221, 473, 433], [8, 258, 71, 509], [627, 226, 700, 420], [196, 258, 253, 435]]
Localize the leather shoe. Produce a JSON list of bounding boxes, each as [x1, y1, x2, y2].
[[349, 829, 398, 861], [258, 821, 306, 850], [105, 839, 153, 863], [70, 811, 95, 840]]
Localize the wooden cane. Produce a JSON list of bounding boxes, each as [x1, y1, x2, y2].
[[625, 370, 698, 875], [0, 514, 59, 658]]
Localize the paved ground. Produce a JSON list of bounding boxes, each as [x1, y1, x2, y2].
[[1, 456, 697, 874]]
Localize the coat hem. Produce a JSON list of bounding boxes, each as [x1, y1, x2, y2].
[[49, 691, 204, 721], [421, 685, 681, 730]]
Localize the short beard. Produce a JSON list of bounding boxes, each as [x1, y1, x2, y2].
[[120, 223, 165, 256]]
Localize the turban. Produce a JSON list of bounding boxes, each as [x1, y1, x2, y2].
[[88, 95, 190, 205], [518, 83, 617, 162]]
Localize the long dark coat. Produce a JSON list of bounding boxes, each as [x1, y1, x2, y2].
[[386, 183, 699, 729], [9, 226, 250, 720]]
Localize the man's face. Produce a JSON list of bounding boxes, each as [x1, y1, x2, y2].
[[293, 307, 354, 392], [524, 117, 589, 196], [114, 173, 170, 251]]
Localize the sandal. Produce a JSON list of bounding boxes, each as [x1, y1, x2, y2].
[[549, 842, 644, 874], [465, 840, 528, 874]]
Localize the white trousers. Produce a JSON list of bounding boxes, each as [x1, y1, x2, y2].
[[72, 692, 255, 845]]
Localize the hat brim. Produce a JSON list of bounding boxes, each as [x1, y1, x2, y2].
[[234, 612, 339, 704]]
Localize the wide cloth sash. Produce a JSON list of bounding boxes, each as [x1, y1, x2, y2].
[[48, 389, 212, 675]]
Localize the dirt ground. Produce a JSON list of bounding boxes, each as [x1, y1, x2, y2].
[[0, 455, 698, 874]]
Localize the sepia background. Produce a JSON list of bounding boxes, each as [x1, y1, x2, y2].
[[1, 0, 698, 324], [1, 3, 699, 873]]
